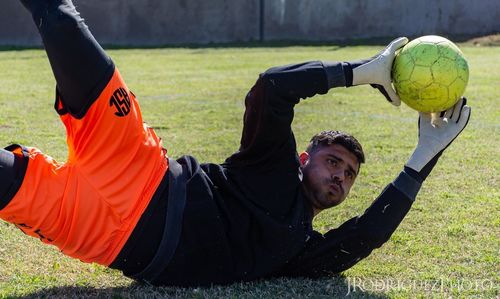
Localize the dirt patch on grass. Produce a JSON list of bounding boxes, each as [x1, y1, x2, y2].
[[463, 34, 500, 46]]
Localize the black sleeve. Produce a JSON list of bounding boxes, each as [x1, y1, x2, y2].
[[277, 171, 421, 278], [224, 61, 346, 169], [0, 146, 29, 211]]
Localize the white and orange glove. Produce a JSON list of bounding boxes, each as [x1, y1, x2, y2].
[[345, 37, 409, 106], [405, 97, 471, 179]]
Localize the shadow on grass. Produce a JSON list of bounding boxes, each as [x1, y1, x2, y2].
[[1, 33, 497, 52], [18, 276, 389, 298]]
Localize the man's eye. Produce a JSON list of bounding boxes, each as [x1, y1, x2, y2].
[[327, 159, 337, 166]]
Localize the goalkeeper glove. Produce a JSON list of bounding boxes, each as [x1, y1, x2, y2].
[[405, 97, 471, 180], [345, 37, 409, 106]]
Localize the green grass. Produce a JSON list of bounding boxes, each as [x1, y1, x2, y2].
[[0, 43, 499, 298]]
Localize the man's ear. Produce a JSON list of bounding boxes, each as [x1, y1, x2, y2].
[[299, 151, 310, 167]]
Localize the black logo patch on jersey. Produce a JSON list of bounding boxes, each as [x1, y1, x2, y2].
[[109, 87, 131, 117]]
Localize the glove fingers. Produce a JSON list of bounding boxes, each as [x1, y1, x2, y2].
[[458, 105, 471, 130], [443, 104, 454, 119], [384, 84, 402, 106], [387, 37, 409, 53], [371, 84, 401, 106], [443, 97, 465, 121], [443, 104, 471, 152], [408, 100, 471, 174], [451, 97, 467, 123], [440, 104, 471, 153]]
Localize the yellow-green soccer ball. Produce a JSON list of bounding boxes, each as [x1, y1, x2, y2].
[[392, 35, 469, 113]]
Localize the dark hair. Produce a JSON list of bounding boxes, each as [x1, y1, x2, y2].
[[306, 130, 365, 166]]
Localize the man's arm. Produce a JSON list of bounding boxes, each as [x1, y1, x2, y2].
[[277, 99, 471, 278], [224, 38, 408, 168], [224, 61, 348, 169], [276, 171, 419, 277]]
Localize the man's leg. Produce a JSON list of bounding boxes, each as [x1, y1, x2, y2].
[[1, 0, 114, 210], [20, 0, 114, 117], [1, 1, 167, 266], [1, 0, 115, 230]]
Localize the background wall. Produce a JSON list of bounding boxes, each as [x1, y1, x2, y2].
[[1, 0, 498, 46], [264, 0, 499, 41]]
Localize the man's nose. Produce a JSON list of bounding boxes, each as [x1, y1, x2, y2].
[[332, 169, 344, 182]]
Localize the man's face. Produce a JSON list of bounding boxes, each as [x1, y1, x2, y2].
[[300, 144, 359, 215]]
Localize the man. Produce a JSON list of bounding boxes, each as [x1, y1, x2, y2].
[[0, 0, 470, 287]]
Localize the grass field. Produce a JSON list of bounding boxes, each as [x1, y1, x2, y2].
[[0, 40, 498, 298]]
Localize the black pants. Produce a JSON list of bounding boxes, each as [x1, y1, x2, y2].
[[0, 0, 113, 209]]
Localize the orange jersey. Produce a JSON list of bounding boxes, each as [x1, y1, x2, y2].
[[0, 69, 168, 266]]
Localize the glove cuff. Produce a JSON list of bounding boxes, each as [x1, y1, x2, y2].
[[343, 62, 353, 87], [323, 62, 348, 88], [343, 57, 374, 87], [403, 166, 423, 183], [392, 170, 422, 202], [417, 151, 442, 181]]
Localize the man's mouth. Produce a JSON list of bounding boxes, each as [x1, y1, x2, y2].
[[329, 184, 342, 194]]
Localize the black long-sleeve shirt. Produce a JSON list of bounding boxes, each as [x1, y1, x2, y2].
[[110, 61, 421, 286], [16, 1, 420, 286]]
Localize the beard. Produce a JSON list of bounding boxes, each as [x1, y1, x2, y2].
[[303, 176, 345, 211]]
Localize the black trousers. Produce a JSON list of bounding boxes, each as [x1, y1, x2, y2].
[[0, 0, 114, 209]]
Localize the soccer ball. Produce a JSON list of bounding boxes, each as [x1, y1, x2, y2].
[[392, 35, 469, 113]]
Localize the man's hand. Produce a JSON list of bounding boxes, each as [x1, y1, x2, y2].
[[406, 97, 471, 175], [346, 37, 409, 106]]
